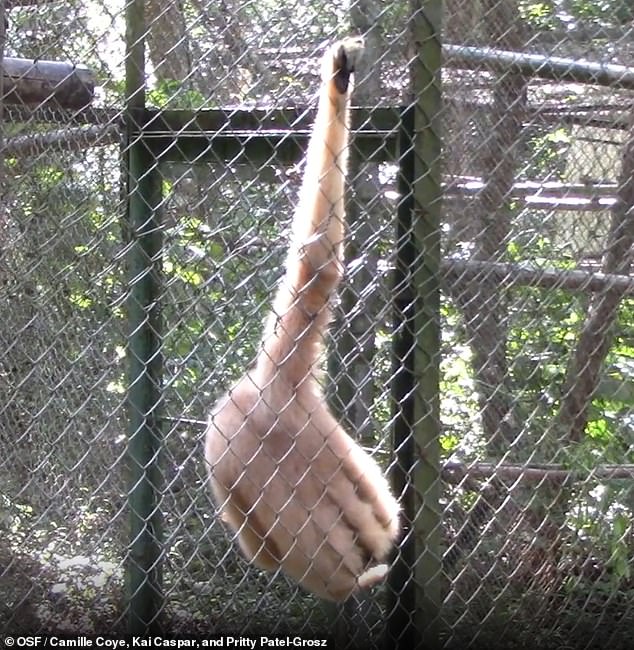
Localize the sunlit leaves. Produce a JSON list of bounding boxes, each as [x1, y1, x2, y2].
[[148, 78, 206, 109], [164, 259, 204, 287], [69, 293, 94, 309], [519, 1, 556, 27]]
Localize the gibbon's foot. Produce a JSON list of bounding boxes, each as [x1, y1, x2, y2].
[[327, 36, 365, 95], [357, 563, 389, 590]]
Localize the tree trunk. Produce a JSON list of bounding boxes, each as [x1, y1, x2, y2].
[[557, 118, 634, 441]]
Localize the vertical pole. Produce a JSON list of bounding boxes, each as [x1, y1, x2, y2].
[[387, 0, 442, 647], [125, 0, 164, 634], [388, 106, 419, 649], [409, 2, 443, 646]]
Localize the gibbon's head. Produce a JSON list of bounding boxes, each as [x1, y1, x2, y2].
[[326, 36, 365, 95]]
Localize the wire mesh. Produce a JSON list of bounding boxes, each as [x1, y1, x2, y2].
[[1, 0, 634, 648]]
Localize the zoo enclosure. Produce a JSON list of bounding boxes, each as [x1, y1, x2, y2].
[[1, 1, 634, 649]]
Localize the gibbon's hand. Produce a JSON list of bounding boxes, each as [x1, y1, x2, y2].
[[326, 36, 365, 95]]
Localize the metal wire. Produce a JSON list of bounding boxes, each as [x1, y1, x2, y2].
[[1, 1, 634, 648]]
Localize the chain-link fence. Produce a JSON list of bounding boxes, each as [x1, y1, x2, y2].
[[2, 0, 634, 648]]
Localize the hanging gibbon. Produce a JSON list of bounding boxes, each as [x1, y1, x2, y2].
[[205, 37, 401, 602]]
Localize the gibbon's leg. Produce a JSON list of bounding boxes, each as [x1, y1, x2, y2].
[[206, 37, 401, 602]]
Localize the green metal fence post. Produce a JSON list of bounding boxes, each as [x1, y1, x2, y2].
[[125, 0, 164, 634], [387, 1, 443, 648], [125, 142, 164, 634]]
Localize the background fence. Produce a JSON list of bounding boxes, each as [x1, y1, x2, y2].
[[1, 0, 634, 648]]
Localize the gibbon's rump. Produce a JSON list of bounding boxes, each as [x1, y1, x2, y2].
[[205, 37, 401, 602]]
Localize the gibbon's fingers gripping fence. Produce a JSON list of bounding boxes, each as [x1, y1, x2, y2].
[[2, 0, 634, 648]]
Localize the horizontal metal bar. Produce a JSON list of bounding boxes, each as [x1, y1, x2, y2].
[[443, 461, 634, 483], [138, 107, 399, 163], [443, 259, 634, 295], [448, 177, 617, 199], [6, 98, 629, 133], [131, 106, 401, 134], [4, 124, 119, 156], [444, 43, 634, 89], [445, 178, 618, 211]]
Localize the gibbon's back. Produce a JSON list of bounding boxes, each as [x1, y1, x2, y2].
[[205, 37, 401, 602]]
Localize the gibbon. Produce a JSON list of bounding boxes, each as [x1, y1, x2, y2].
[[205, 37, 400, 602]]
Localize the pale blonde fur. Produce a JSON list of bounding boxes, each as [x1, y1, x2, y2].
[[205, 37, 400, 602]]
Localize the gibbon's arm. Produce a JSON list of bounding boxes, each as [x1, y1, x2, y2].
[[256, 37, 364, 386]]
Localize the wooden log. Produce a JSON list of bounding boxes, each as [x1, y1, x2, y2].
[[2, 57, 94, 109]]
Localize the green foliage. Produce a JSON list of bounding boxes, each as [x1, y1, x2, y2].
[[519, 1, 556, 27], [159, 169, 289, 412], [440, 309, 481, 455], [568, 0, 634, 24], [608, 512, 631, 582], [148, 79, 206, 109], [522, 127, 572, 180]]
